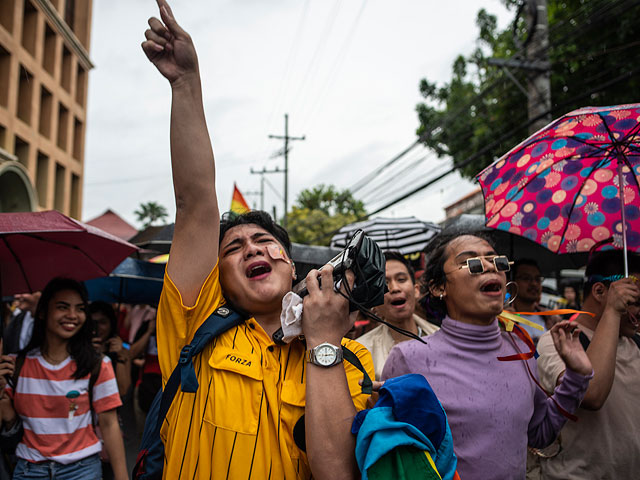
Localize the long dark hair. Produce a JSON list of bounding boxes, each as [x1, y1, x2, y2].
[[24, 278, 100, 379]]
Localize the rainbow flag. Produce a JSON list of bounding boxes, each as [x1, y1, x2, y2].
[[230, 183, 251, 214]]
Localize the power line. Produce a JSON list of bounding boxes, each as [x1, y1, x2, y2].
[[350, 1, 637, 201], [367, 64, 640, 216]]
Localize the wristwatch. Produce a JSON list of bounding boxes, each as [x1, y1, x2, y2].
[[306, 342, 343, 367]]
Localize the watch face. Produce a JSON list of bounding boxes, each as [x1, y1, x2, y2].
[[315, 344, 337, 366]]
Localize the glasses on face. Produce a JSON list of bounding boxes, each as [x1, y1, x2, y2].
[[516, 274, 544, 284], [459, 255, 513, 275]]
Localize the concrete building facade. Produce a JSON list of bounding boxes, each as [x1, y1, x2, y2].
[[0, 0, 93, 217]]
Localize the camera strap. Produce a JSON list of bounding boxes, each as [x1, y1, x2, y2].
[[342, 345, 373, 395]]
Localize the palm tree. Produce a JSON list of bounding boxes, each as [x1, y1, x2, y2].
[[134, 201, 169, 228]]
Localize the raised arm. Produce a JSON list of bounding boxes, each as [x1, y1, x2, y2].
[[527, 321, 592, 448], [142, 0, 219, 306]]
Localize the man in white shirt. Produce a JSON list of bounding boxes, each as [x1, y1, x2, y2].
[[357, 251, 438, 379]]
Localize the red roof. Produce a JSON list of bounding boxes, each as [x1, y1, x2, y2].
[[85, 209, 138, 241]]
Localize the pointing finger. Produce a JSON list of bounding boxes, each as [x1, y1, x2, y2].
[[157, 0, 186, 37]]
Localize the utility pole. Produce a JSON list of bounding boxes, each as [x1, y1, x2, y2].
[[268, 114, 305, 228], [526, 0, 551, 133], [487, 0, 551, 134], [250, 166, 281, 213]]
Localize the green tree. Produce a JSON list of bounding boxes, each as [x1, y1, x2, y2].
[[285, 185, 367, 245], [417, 0, 640, 179], [134, 201, 169, 228]]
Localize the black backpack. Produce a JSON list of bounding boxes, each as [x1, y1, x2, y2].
[[132, 306, 372, 479]]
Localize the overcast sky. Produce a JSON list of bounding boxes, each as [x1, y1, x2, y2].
[[82, 0, 511, 228]]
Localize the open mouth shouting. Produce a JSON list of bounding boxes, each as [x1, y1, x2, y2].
[[246, 261, 272, 281], [479, 279, 503, 297], [389, 297, 407, 309]]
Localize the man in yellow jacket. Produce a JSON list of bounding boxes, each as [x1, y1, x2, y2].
[[141, 2, 373, 479]]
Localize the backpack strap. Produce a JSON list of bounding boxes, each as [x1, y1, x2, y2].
[[342, 346, 373, 395], [157, 306, 246, 432]]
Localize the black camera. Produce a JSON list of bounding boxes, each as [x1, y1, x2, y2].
[[272, 229, 386, 344]]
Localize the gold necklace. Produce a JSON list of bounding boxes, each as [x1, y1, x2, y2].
[[42, 350, 67, 365]]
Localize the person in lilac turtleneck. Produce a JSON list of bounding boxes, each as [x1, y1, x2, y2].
[[381, 234, 593, 480]]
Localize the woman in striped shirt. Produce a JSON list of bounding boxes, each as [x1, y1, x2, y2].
[[0, 278, 128, 480]]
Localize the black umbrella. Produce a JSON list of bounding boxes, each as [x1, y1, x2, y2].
[[330, 216, 441, 255]]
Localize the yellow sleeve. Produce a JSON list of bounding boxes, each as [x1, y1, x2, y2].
[[156, 262, 225, 383], [342, 338, 375, 411]]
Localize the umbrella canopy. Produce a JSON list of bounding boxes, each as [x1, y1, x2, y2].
[[438, 214, 587, 275], [85, 257, 164, 306], [477, 103, 640, 272], [330, 216, 441, 255], [0, 210, 137, 296]]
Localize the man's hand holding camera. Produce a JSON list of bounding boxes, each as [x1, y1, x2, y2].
[[302, 265, 355, 349]]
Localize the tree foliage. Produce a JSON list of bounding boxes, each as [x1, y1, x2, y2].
[[417, 0, 640, 179], [134, 201, 169, 228], [285, 185, 367, 245]]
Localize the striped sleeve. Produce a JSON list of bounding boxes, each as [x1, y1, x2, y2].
[[91, 356, 122, 414]]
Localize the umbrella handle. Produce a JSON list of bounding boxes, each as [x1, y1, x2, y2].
[[617, 161, 629, 277]]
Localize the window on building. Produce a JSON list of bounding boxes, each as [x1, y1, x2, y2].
[[39, 85, 53, 137], [57, 103, 69, 151], [54, 163, 66, 212], [76, 64, 86, 106], [21, 1, 38, 57], [70, 173, 80, 218], [0, 124, 6, 150], [61, 45, 72, 92], [17, 65, 34, 124], [72, 117, 83, 160], [0, 44, 9, 108], [36, 152, 49, 208], [43, 22, 57, 76], [0, 1, 15, 34], [64, 0, 75, 31], [14, 136, 30, 168]]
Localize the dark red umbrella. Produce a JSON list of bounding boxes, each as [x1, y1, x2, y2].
[[0, 210, 138, 296]]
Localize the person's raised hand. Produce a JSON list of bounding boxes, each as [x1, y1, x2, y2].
[[142, 0, 199, 85], [0, 354, 15, 392], [603, 277, 640, 316], [550, 320, 592, 376], [301, 265, 355, 347]]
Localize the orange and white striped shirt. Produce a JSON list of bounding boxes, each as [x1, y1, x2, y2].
[[7, 350, 122, 464]]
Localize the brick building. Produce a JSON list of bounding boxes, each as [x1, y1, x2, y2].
[[0, 0, 93, 217]]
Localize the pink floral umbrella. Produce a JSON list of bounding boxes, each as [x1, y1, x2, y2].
[[477, 103, 640, 276]]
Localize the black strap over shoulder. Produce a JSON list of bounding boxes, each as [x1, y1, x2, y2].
[[156, 306, 246, 433], [342, 345, 373, 395]]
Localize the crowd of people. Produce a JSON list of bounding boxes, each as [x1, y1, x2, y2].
[[0, 1, 638, 478]]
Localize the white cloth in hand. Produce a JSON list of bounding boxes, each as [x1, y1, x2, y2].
[[280, 291, 304, 343]]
